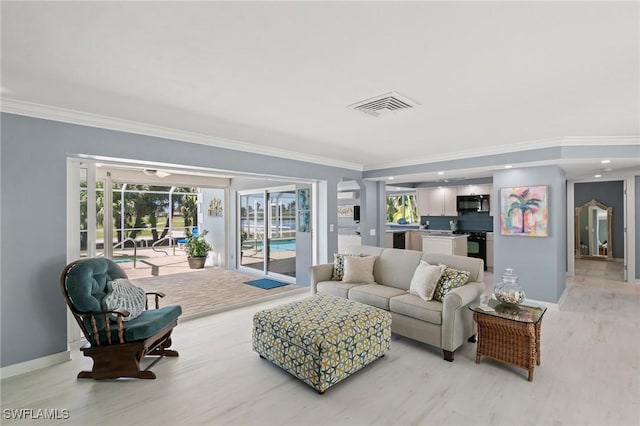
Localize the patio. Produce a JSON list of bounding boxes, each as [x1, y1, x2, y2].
[[110, 247, 306, 319]]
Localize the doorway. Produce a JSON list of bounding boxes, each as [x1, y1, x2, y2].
[[238, 186, 297, 280]]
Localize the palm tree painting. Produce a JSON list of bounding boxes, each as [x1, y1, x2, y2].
[[500, 186, 548, 237]]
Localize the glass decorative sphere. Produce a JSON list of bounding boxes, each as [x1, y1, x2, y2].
[[494, 268, 525, 305]]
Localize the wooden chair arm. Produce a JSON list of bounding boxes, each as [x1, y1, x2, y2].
[[145, 291, 165, 310], [79, 309, 129, 346]]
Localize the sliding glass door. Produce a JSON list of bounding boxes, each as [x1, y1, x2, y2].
[[238, 187, 296, 279], [266, 190, 296, 277]]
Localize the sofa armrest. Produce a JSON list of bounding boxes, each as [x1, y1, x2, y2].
[[441, 281, 485, 351], [309, 263, 334, 294], [443, 281, 485, 311]]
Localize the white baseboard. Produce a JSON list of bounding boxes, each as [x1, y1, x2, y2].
[[0, 350, 71, 380], [529, 287, 569, 312]]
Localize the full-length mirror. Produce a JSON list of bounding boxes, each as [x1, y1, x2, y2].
[[575, 199, 612, 261]]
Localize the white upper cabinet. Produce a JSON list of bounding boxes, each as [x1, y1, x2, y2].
[[415, 184, 494, 216], [457, 184, 491, 196], [416, 189, 430, 216], [425, 187, 458, 216]]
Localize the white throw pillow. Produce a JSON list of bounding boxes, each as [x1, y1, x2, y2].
[[409, 261, 447, 301], [342, 255, 377, 284], [104, 279, 146, 321]]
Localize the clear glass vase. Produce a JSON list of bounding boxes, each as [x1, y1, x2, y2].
[[494, 268, 525, 305]]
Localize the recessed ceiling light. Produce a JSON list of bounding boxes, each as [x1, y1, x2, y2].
[[504, 165, 513, 169], [388, 176, 394, 180], [601, 160, 611, 164], [594, 174, 602, 178], [437, 171, 444, 175]]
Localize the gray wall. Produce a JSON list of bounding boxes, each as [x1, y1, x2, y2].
[[294, 184, 313, 286], [493, 165, 567, 303], [574, 181, 624, 258], [637, 176, 640, 279], [201, 188, 226, 267], [0, 113, 359, 368]]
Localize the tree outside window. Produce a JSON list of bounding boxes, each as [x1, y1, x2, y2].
[[386, 194, 418, 223]]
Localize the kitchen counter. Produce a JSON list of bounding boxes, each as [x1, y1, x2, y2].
[[422, 233, 466, 239], [422, 234, 468, 256]]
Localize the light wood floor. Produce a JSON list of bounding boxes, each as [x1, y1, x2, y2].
[[2, 265, 639, 425]]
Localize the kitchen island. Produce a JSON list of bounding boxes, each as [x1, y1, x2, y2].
[[422, 233, 468, 256]]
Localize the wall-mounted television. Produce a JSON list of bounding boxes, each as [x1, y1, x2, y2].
[[353, 205, 360, 223]]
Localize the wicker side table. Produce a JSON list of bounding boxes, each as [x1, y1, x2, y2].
[[470, 300, 546, 381]]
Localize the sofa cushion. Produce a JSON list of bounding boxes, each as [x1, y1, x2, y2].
[[432, 268, 471, 302], [342, 245, 385, 258], [409, 262, 447, 301], [374, 248, 423, 290], [342, 255, 377, 283], [316, 281, 364, 299], [389, 293, 442, 325], [332, 253, 362, 281], [348, 284, 406, 310]]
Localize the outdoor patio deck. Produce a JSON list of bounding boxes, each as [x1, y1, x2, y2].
[[108, 247, 305, 319]]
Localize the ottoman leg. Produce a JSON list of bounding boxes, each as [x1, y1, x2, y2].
[[443, 350, 454, 362]]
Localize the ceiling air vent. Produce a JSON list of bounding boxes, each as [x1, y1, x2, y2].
[[348, 92, 420, 117]]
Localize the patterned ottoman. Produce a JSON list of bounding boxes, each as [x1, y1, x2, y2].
[[252, 294, 392, 394]]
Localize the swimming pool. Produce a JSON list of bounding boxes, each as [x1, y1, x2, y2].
[[255, 239, 296, 252]]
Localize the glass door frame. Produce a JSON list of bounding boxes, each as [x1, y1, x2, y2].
[[237, 185, 297, 283]]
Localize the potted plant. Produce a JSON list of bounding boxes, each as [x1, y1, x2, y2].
[[184, 229, 212, 269]]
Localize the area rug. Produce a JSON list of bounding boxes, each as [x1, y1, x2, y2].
[[244, 278, 289, 290]]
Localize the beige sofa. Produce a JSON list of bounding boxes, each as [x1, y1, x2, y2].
[[310, 245, 485, 361]]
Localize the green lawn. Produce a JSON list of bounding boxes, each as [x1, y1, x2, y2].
[[94, 216, 189, 240]]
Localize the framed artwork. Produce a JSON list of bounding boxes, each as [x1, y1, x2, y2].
[[297, 188, 311, 232], [500, 185, 548, 237], [298, 210, 310, 233], [208, 197, 223, 217], [337, 205, 354, 217], [298, 188, 310, 211]]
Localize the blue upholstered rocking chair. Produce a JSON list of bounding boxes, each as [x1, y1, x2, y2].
[[60, 258, 182, 379]]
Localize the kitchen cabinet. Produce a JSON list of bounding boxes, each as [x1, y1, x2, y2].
[[422, 235, 468, 256], [407, 230, 427, 250], [486, 232, 494, 269], [416, 189, 430, 216], [385, 232, 394, 248], [457, 184, 491, 196], [426, 187, 458, 216]]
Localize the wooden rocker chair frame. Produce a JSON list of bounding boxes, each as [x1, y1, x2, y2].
[[60, 260, 179, 380]]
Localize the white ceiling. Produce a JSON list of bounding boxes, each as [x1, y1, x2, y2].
[[2, 1, 639, 182]]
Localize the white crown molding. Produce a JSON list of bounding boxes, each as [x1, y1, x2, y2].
[[0, 98, 364, 172], [364, 135, 640, 171], [561, 136, 640, 146]]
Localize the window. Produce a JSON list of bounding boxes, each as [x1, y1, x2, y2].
[[386, 194, 417, 223]]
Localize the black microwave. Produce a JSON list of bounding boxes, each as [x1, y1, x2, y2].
[[456, 195, 490, 212]]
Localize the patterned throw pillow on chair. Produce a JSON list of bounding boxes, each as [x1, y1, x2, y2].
[[104, 278, 147, 321], [332, 253, 363, 281], [432, 268, 471, 302]]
